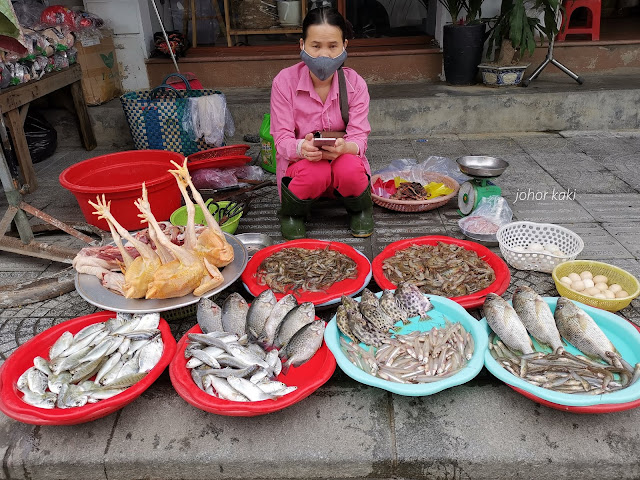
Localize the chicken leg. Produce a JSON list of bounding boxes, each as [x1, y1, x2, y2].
[[89, 194, 161, 299], [169, 159, 234, 267]]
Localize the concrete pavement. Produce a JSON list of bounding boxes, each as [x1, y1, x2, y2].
[[1, 131, 640, 479]]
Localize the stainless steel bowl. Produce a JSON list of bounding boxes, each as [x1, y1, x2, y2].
[[234, 233, 274, 258], [456, 156, 509, 178]]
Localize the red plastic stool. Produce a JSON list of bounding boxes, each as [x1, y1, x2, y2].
[[557, 0, 601, 41]]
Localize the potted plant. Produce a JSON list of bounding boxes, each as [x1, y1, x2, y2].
[[439, 0, 487, 85], [479, 0, 560, 86]]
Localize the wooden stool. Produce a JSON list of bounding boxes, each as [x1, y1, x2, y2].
[[557, 0, 602, 41]]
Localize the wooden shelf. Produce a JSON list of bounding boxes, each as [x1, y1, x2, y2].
[[229, 27, 301, 35], [223, 0, 306, 46]]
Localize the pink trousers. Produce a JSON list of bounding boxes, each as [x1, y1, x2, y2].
[[284, 154, 369, 200]]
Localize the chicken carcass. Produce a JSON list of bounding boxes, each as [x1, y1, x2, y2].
[[136, 184, 223, 299], [169, 159, 234, 268], [89, 194, 162, 299]]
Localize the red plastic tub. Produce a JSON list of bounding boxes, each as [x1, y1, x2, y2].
[[0, 311, 176, 425], [372, 235, 511, 309], [59, 150, 183, 231]]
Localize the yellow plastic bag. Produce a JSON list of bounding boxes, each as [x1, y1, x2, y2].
[[424, 182, 453, 198]]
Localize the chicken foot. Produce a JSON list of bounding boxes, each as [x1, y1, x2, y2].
[[89, 194, 161, 299]]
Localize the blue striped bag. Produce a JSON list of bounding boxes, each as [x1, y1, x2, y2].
[[120, 73, 224, 156]]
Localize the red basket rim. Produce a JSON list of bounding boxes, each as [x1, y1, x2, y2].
[[371, 235, 510, 309], [169, 323, 336, 416], [59, 158, 180, 195], [0, 311, 177, 425], [240, 239, 372, 305], [508, 385, 640, 413], [186, 154, 253, 173]]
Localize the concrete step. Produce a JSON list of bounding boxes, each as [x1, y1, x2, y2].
[[41, 74, 640, 151]]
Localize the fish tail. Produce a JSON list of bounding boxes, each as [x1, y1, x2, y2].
[[280, 358, 293, 376]]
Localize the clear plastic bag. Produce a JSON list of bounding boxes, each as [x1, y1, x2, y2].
[[183, 94, 235, 147], [191, 165, 264, 190], [374, 156, 471, 185], [458, 196, 513, 236]]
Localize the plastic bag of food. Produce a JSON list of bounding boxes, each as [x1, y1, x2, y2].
[[40, 6, 76, 29], [191, 165, 264, 189], [458, 196, 513, 236], [374, 156, 471, 185]]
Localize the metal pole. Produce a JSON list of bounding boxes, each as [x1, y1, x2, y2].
[[522, 19, 584, 87], [150, 0, 181, 73]]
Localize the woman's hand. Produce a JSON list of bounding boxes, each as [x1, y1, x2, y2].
[[300, 133, 323, 162], [321, 138, 354, 161]]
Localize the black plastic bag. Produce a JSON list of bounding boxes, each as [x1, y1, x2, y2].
[[25, 111, 58, 163]]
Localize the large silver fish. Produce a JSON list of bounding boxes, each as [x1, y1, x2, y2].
[[483, 293, 534, 354], [280, 320, 325, 374], [197, 297, 224, 334], [221, 293, 249, 336], [258, 294, 297, 347], [512, 286, 563, 351], [273, 302, 315, 349], [554, 297, 617, 363], [246, 289, 277, 340]]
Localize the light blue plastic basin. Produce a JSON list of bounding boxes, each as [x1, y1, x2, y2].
[[481, 297, 640, 407], [324, 292, 488, 396]]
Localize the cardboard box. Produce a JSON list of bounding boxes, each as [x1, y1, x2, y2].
[[75, 30, 122, 106]]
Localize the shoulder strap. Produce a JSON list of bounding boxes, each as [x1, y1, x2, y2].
[[338, 67, 349, 127]]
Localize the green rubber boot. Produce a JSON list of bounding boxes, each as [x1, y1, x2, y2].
[[279, 178, 314, 240], [341, 185, 374, 238]]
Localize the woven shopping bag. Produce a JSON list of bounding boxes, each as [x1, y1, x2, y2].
[[120, 73, 225, 156]]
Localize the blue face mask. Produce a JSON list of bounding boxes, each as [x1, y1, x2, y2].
[[300, 44, 347, 81]]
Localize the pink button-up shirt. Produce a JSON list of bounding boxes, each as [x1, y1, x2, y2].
[[270, 62, 371, 194]]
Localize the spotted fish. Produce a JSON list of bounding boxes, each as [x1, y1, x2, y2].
[[336, 304, 357, 342], [379, 290, 409, 325], [394, 282, 433, 319]]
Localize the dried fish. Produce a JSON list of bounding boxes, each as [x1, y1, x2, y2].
[[381, 242, 495, 297], [257, 246, 358, 294]]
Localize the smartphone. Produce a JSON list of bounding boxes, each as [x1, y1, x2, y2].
[[312, 137, 337, 147]]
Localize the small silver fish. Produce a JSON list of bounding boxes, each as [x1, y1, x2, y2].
[[206, 376, 249, 402], [138, 338, 164, 372], [48, 371, 72, 394], [226, 376, 274, 401], [22, 390, 57, 409], [49, 331, 73, 359]]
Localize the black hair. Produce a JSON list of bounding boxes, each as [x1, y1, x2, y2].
[[302, 7, 352, 41]]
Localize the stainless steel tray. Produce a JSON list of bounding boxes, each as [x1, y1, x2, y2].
[[456, 156, 509, 178], [75, 233, 247, 313], [234, 233, 274, 258]]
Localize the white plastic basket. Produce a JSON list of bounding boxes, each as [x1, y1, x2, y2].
[[496, 221, 584, 273]]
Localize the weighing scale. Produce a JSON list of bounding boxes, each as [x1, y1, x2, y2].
[[456, 156, 509, 216]]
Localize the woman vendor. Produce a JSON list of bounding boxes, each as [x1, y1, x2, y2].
[[270, 7, 373, 240]]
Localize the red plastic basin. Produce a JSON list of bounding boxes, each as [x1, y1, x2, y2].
[[0, 311, 177, 425], [59, 150, 183, 231]]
